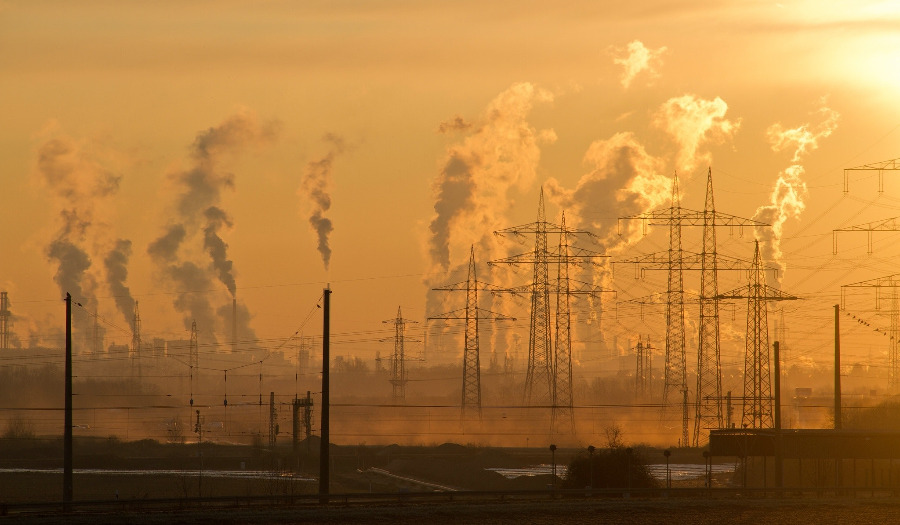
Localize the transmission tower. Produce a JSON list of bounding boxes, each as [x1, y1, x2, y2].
[[382, 306, 418, 404], [0, 292, 10, 350], [843, 157, 900, 193], [131, 301, 142, 379], [841, 274, 900, 390], [634, 336, 652, 400], [719, 241, 798, 428], [491, 197, 609, 433], [618, 169, 767, 446], [431, 246, 515, 419]]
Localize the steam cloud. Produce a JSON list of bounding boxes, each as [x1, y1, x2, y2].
[[612, 40, 667, 89], [427, 82, 556, 275], [149, 110, 278, 340], [754, 103, 840, 277], [300, 134, 345, 271], [653, 94, 741, 173]]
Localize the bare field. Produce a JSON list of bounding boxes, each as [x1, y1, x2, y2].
[[6, 498, 900, 525]]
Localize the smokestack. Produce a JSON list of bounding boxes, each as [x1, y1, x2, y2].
[[232, 297, 237, 353]]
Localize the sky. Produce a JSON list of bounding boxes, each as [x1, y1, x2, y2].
[[2, 0, 900, 384]]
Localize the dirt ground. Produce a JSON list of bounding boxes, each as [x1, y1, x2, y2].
[[6, 498, 900, 525]]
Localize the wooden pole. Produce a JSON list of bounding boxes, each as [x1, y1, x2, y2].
[[319, 287, 331, 503], [64, 293, 73, 508]]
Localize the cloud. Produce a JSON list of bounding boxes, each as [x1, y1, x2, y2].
[[653, 94, 741, 173], [611, 40, 667, 89]]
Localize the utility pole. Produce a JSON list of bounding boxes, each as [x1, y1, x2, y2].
[[319, 286, 331, 504], [834, 304, 841, 430], [0, 292, 10, 350], [131, 301, 142, 380], [64, 293, 73, 508], [268, 391, 277, 448]]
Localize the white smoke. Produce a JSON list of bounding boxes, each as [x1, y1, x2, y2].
[[754, 103, 840, 277], [427, 82, 556, 276], [611, 40, 668, 89], [653, 94, 741, 173]]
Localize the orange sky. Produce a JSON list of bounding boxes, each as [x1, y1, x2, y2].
[[2, 0, 900, 383]]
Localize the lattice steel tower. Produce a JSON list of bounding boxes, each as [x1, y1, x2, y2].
[[383, 306, 416, 404], [492, 195, 608, 433], [525, 190, 553, 406], [618, 170, 767, 445], [694, 170, 723, 446], [432, 246, 514, 419], [635, 336, 652, 400], [553, 212, 575, 433], [720, 241, 797, 428]]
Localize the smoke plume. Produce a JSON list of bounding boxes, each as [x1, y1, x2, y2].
[[754, 103, 840, 277], [300, 133, 345, 271], [149, 110, 279, 340], [653, 94, 740, 173], [104, 239, 136, 323], [34, 128, 122, 349], [611, 40, 667, 89], [546, 132, 667, 250], [427, 82, 555, 275], [203, 206, 236, 297]]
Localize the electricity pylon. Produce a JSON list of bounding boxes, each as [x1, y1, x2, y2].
[[431, 246, 515, 419], [618, 169, 767, 446], [718, 241, 798, 429], [491, 197, 609, 434], [635, 336, 652, 400], [382, 306, 418, 404], [841, 274, 900, 391]]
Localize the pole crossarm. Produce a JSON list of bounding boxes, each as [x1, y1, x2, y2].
[[617, 207, 769, 236], [844, 158, 900, 193], [490, 278, 615, 299], [493, 221, 599, 241], [613, 250, 775, 277], [833, 216, 900, 254], [427, 308, 516, 322], [841, 273, 900, 308], [432, 280, 508, 293], [488, 248, 608, 267], [619, 290, 701, 307], [716, 286, 799, 302]]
